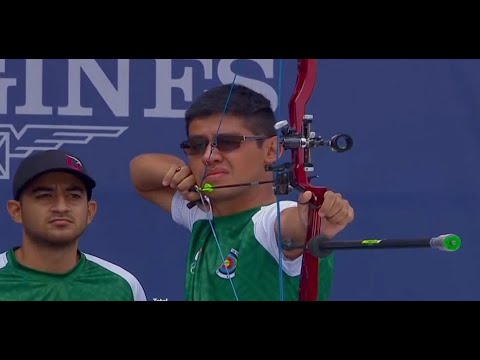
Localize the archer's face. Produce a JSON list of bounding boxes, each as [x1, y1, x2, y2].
[[186, 114, 277, 201], [7, 171, 97, 247]]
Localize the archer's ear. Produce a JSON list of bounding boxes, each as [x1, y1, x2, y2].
[[7, 200, 23, 224], [264, 136, 283, 163], [87, 200, 97, 224]]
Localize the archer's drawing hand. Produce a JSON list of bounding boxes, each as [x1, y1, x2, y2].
[[162, 165, 201, 204], [298, 190, 354, 239]]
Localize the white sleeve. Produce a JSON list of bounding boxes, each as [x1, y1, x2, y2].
[[252, 201, 303, 277], [132, 278, 148, 301], [84, 253, 148, 301], [171, 191, 209, 232]]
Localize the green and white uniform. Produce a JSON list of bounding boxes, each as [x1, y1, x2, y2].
[[172, 191, 334, 301], [0, 248, 147, 301]]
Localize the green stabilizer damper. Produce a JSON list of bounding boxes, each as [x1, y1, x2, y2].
[[431, 234, 461, 252]]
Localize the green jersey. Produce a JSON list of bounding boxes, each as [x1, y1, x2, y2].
[[172, 192, 334, 301], [0, 247, 147, 301]]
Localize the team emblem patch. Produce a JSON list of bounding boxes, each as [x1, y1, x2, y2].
[[216, 248, 238, 279], [190, 248, 202, 274], [65, 154, 83, 171]]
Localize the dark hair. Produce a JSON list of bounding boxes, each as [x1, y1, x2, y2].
[[185, 83, 276, 137]]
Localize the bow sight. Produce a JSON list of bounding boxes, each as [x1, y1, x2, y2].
[[265, 116, 354, 196]]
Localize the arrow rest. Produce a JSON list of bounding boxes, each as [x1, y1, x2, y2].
[[264, 162, 294, 195]]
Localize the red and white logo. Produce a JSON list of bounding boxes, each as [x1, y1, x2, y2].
[[65, 155, 83, 171]]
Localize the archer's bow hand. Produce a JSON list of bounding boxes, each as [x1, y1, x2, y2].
[[298, 190, 355, 240]]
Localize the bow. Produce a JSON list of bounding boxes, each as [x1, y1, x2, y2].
[[265, 59, 353, 300], [270, 60, 460, 300], [192, 59, 353, 301]]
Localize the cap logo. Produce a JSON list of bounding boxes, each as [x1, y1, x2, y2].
[[65, 155, 83, 171]]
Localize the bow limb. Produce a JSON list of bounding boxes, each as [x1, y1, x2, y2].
[[289, 59, 324, 301], [273, 59, 353, 301]]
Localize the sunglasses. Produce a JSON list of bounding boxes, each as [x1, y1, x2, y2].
[[180, 134, 270, 156]]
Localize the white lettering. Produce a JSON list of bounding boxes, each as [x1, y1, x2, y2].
[[58, 59, 130, 117], [218, 59, 278, 111], [145, 59, 213, 118], [15, 59, 53, 115], [0, 59, 17, 114], [0, 59, 279, 119]]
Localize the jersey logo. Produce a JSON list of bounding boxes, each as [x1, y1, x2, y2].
[[190, 248, 202, 274], [216, 248, 238, 279]]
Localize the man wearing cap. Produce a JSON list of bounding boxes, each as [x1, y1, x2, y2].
[[0, 149, 147, 301]]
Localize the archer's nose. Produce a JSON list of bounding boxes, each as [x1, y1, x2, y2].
[[202, 141, 222, 164]]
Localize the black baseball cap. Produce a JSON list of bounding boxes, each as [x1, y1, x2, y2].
[[12, 149, 96, 200]]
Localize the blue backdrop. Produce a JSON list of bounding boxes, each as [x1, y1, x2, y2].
[[0, 59, 476, 300]]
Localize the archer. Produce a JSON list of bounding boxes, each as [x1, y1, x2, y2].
[[129, 83, 354, 301]]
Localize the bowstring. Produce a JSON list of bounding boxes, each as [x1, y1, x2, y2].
[[194, 59, 286, 301], [198, 190, 239, 300], [195, 70, 239, 300], [275, 59, 285, 301]]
